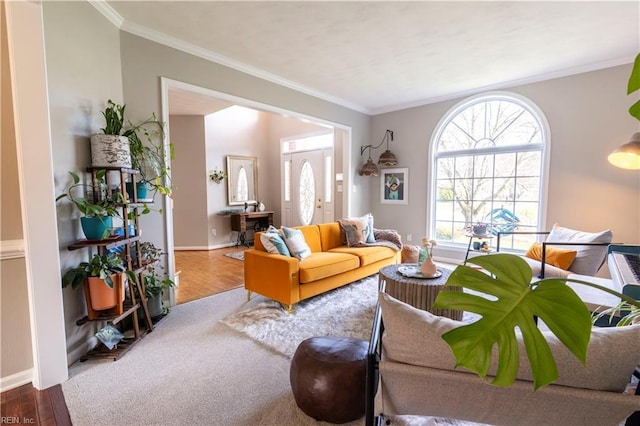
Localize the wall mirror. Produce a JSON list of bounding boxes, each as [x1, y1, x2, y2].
[[227, 155, 258, 206]]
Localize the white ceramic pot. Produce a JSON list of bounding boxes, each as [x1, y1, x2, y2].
[[90, 134, 132, 168]]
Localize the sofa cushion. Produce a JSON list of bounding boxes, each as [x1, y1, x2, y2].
[[299, 252, 360, 283], [546, 224, 613, 276], [525, 242, 577, 270], [282, 227, 312, 260], [329, 246, 395, 267], [318, 222, 344, 251], [260, 226, 290, 256], [379, 292, 640, 392]]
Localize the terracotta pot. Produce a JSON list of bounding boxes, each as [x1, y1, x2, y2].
[[86, 273, 125, 311], [421, 257, 438, 277]]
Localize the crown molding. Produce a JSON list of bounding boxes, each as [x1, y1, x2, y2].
[[89, 0, 124, 28]]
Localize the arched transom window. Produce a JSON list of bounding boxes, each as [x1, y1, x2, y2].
[[431, 92, 548, 250]]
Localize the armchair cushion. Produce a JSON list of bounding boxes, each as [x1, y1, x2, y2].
[[546, 224, 612, 276], [524, 243, 577, 270]]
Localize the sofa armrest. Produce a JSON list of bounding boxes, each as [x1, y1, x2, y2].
[[244, 249, 301, 306]]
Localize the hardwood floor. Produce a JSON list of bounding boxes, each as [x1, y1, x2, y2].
[[174, 246, 247, 304], [0, 384, 71, 426]]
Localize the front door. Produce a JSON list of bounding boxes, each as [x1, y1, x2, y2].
[[282, 148, 334, 226]]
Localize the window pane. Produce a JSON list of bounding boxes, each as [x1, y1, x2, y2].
[[432, 94, 545, 250], [299, 161, 315, 225], [284, 160, 291, 202]]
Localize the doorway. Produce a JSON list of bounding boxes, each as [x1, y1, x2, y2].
[[162, 78, 352, 305]]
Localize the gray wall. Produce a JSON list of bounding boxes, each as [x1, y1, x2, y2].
[[170, 115, 209, 248], [370, 64, 640, 268]]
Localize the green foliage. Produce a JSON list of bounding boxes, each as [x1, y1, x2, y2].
[[100, 100, 125, 135], [143, 274, 175, 298], [98, 100, 174, 197], [62, 253, 128, 290], [56, 169, 123, 219], [628, 53, 640, 121], [432, 253, 640, 390], [138, 241, 175, 298]]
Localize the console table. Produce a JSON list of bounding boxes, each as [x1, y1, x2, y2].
[[230, 211, 274, 247]]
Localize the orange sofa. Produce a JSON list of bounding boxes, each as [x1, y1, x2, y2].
[[244, 222, 401, 311]]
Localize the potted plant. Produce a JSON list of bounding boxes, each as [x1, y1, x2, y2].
[[138, 241, 175, 317], [143, 273, 175, 318], [209, 168, 227, 184], [56, 169, 124, 240], [62, 253, 134, 318], [91, 100, 174, 199], [90, 100, 132, 169]]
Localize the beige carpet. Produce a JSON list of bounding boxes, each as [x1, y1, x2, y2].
[[61, 279, 484, 426]]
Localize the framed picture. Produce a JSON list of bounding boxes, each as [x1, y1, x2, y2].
[[380, 168, 408, 204]]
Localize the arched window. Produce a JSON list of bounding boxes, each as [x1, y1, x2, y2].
[[430, 92, 549, 250]]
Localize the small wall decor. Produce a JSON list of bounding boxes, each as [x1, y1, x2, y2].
[[209, 168, 227, 184], [380, 167, 408, 205]]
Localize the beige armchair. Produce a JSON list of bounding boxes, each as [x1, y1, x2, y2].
[[365, 293, 640, 426], [496, 224, 613, 278]]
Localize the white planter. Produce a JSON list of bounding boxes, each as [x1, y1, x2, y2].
[[90, 134, 131, 168]]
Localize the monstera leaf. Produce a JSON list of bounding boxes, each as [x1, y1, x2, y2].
[[432, 253, 593, 390], [628, 53, 640, 121]]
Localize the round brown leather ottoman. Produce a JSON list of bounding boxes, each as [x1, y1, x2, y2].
[[290, 336, 368, 424]]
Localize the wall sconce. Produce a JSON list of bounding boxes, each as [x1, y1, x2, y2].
[[359, 129, 397, 176], [608, 132, 640, 170]]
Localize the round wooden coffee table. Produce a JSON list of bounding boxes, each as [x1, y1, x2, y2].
[[378, 263, 462, 320]]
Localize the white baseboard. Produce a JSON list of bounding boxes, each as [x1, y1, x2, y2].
[[174, 242, 238, 251], [0, 369, 33, 392], [67, 337, 98, 366]]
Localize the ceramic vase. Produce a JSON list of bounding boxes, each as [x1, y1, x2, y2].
[[421, 257, 437, 277]]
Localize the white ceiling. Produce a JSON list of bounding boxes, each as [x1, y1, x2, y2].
[[102, 1, 640, 116]]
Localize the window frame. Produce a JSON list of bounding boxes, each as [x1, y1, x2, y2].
[[428, 91, 551, 252]]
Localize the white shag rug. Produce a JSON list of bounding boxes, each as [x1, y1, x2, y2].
[[220, 275, 378, 357]]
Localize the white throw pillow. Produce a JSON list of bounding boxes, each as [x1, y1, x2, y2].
[[546, 224, 612, 276], [379, 292, 640, 392], [281, 227, 311, 260], [260, 226, 290, 256]]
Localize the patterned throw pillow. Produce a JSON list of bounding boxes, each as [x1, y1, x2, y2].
[[338, 218, 367, 246], [260, 226, 290, 256], [281, 227, 312, 260], [339, 214, 375, 246]]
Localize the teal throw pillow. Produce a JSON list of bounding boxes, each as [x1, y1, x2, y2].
[[260, 227, 290, 256], [282, 227, 312, 260]]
